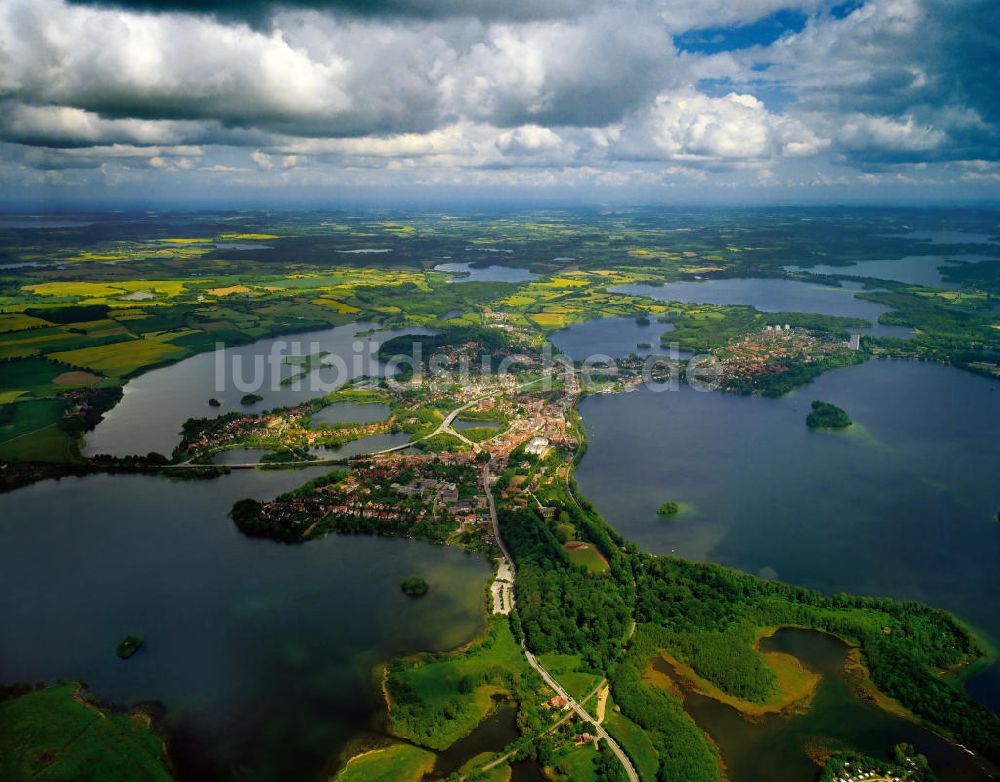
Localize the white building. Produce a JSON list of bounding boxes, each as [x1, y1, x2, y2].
[[525, 437, 551, 457]]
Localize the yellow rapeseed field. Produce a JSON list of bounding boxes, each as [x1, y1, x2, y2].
[[50, 339, 187, 376]]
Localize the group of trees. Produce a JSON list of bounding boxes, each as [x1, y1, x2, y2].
[[609, 626, 720, 782], [498, 491, 1000, 779], [631, 556, 1000, 763], [500, 508, 632, 669], [806, 399, 852, 429]]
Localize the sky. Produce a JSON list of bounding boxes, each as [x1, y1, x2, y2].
[[0, 0, 998, 206]]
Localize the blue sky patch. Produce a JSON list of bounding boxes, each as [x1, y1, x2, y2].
[[676, 8, 808, 54], [830, 1, 864, 20]]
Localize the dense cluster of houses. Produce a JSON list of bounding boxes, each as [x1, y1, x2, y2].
[[713, 326, 846, 385], [179, 402, 394, 456]]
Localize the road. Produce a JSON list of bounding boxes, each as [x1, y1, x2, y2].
[[173, 368, 639, 781], [482, 460, 639, 782], [521, 646, 638, 782]]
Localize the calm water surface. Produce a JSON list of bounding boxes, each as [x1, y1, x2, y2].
[[311, 401, 392, 426], [612, 278, 914, 338], [549, 316, 682, 360], [0, 469, 490, 782], [576, 360, 1000, 710], [310, 431, 412, 458], [453, 418, 500, 431], [435, 262, 538, 283], [785, 254, 996, 288], [84, 322, 430, 458]]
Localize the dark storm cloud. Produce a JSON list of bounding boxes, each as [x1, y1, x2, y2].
[[0, 1, 682, 141], [63, 0, 598, 23], [925, 0, 1000, 127], [1, 0, 998, 195], [746, 0, 1000, 166]]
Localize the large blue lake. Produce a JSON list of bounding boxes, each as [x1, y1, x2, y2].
[[576, 359, 1000, 713], [0, 468, 489, 782]]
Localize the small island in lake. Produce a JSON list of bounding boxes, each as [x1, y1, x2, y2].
[[806, 400, 852, 429], [116, 634, 144, 659], [240, 393, 264, 406], [400, 577, 429, 597], [208, 397, 221, 407], [281, 351, 331, 386], [657, 500, 679, 517]]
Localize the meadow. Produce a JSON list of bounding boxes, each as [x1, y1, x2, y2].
[[0, 684, 172, 782], [385, 619, 535, 750], [331, 743, 436, 782]]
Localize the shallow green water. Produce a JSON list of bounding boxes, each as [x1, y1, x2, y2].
[[0, 468, 490, 781], [652, 629, 994, 782]]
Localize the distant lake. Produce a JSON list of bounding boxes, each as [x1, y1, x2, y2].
[[211, 448, 274, 465], [311, 430, 411, 458], [311, 401, 392, 426], [785, 254, 997, 289], [435, 262, 538, 283], [549, 316, 691, 361], [84, 322, 432, 458], [210, 242, 273, 250], [453, 418, 500, 431], [612, 278, 914, 338], [575, 360, 1000, 712], [0, 217, 94, 228], [0, 469, 490, 782], [903, 229, 999, 246]]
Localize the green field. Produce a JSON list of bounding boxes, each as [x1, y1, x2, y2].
[[330, 743, 435, 782], [603, 698, 660, 782], [386, 619, 530, 750], [0, 399, 74, 462], [547, 741, 601, 782], [533, 653, 604, 702], [50, 338, 188, 377], [0, 684, 173, 782], [563, 541, 610, 574], [0, 357, 68, 396]]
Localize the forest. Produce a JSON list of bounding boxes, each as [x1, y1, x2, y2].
[[500, 507, 632, 670], [632, 556, 1000, 764], [497, 496, 1000, 780]]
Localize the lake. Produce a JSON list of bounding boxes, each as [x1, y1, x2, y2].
[[785, 254, 997, 289], [549, 316, 683, 361], [311, 401, 393, 426], [434, 261, 538, 283], [84, 322, 431, 458], [612, 278, 915, 338], [311, 431, 412, 458], [0, 468, 490, 782], [650, 628, 994, 782], [453, 418, 501, 431], [575, 360, 1000, 712]]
